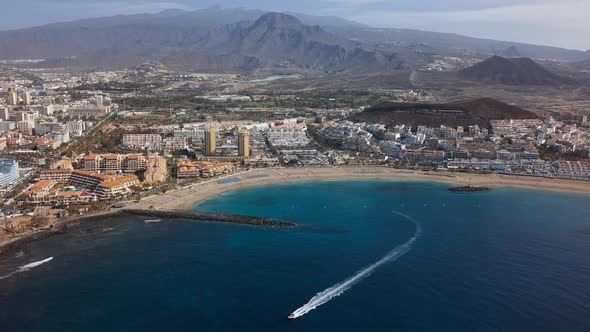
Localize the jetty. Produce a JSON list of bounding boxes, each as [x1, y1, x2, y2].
[[0, 208, 295, 255], [122, 209, 296, 228], [448, 178, 490, 192], [448, 186, 490, 192]]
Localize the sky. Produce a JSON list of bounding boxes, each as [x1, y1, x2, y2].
[[0, 0, 589, 50]]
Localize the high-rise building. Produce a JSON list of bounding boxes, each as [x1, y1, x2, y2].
[[583, 115, 588, 126], [204, 128, 217, 156], [0, 106, 8, 121], [238, 130, 250, 157], [8, 88, 18, 105], [22, 91, 32, 105], [0, 159, 19, 188], [16, 120, 35, 135]]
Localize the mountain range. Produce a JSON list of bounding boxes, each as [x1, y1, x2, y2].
[[0, 7, 588, 72]]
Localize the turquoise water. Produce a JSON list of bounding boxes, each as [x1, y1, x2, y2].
[[1, 181, 590, 331]]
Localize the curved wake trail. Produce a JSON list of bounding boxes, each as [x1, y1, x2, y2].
[[289, 212, 420, 319], [0, 257, 54, 280]]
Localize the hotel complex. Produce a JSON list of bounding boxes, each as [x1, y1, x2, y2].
[[204, 128, 217, 156], [0, 159, 19, 188], [238, 130, 250, 157]]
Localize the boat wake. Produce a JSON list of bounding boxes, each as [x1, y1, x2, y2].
[[0, 257, 54, 280], [288, 212, 421, 319]]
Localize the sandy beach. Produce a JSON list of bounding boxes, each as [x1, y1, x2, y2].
[[130, 167, 590, 210], [2, 166, 588, 255]]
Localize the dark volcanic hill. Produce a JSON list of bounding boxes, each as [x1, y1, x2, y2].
[[348, 97, 539, 129], [459, 55, 572, 86]]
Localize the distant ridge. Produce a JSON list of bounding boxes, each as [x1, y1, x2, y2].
[[348, 97, 539, 129], [0, 11, 402, 72], [0, 7, 587, 70], [459, 55, 573, 86]]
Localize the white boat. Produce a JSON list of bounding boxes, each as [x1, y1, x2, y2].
[[144, 219, 161, 224]]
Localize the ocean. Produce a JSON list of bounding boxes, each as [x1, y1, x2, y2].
[[1, 180, 589, 331]]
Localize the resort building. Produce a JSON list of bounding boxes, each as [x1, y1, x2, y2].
[[163, 137, 188, 151], [0, 159, 19, 188], [39, 169, 111, 189], [36, 169, 140, 200], [244, 157, 280, 168], [238, 130, 250, 157], [122, 134, 162, 150], [173, 128, 205, 141], [204, 128, 217, 156], [268, 129, 311, 148], [144, 156, 168, 184], [24, 179, 57, 202], [23, 179, 97, 204], [77, 154, 166, 178], [176, 160, 237, 179], [94, 175, 140, 197]]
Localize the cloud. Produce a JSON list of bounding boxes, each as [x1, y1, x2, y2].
[[349, 0, 590, 49], [33, 0, 193, 16]]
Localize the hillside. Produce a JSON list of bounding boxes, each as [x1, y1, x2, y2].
[[207, 13, 403, 72], [331, 28, 588, 62], [0, 7, 588, 71], [0, 11, 403, 72], [348, 97, 539, 129], [459, 56, 573, 86]]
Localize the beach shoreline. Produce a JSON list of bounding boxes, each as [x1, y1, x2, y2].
[[2, 166, 589, 255], [129, 166, 590, 210]]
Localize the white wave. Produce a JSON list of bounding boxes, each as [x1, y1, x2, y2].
[[0, 257, 54, 280], [288, 212, 420, 319], [17, 257, 53, 272]]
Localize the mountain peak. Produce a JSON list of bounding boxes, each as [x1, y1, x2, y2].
[[253, 12, 304, 30]]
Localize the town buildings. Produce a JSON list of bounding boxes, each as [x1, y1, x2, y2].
[[204, 128, 217, 156], [238, 130, 250, 157], [0, 159, 19, 188], [76, 154, 167, 180], [176, 160, 237, 178], [36, 169, 139, 198], [122, 134, 162, 150]]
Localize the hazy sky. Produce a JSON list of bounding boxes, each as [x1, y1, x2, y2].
[[1, 0, 589, 50]]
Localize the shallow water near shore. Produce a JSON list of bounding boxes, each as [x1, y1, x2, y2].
[[1, 181, 590, 331]]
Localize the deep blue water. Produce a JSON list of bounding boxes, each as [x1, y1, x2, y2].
[[1, 181, 590, 331]]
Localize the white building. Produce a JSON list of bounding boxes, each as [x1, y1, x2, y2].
[[36, 122, 66, 135], [163, 137, 188, 150], [122, 134, 162, 150], [66, 120, 86, 135], [268, 129, 311, 148], [174, 128, 205, 141], [0, 159, 19, 188]]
